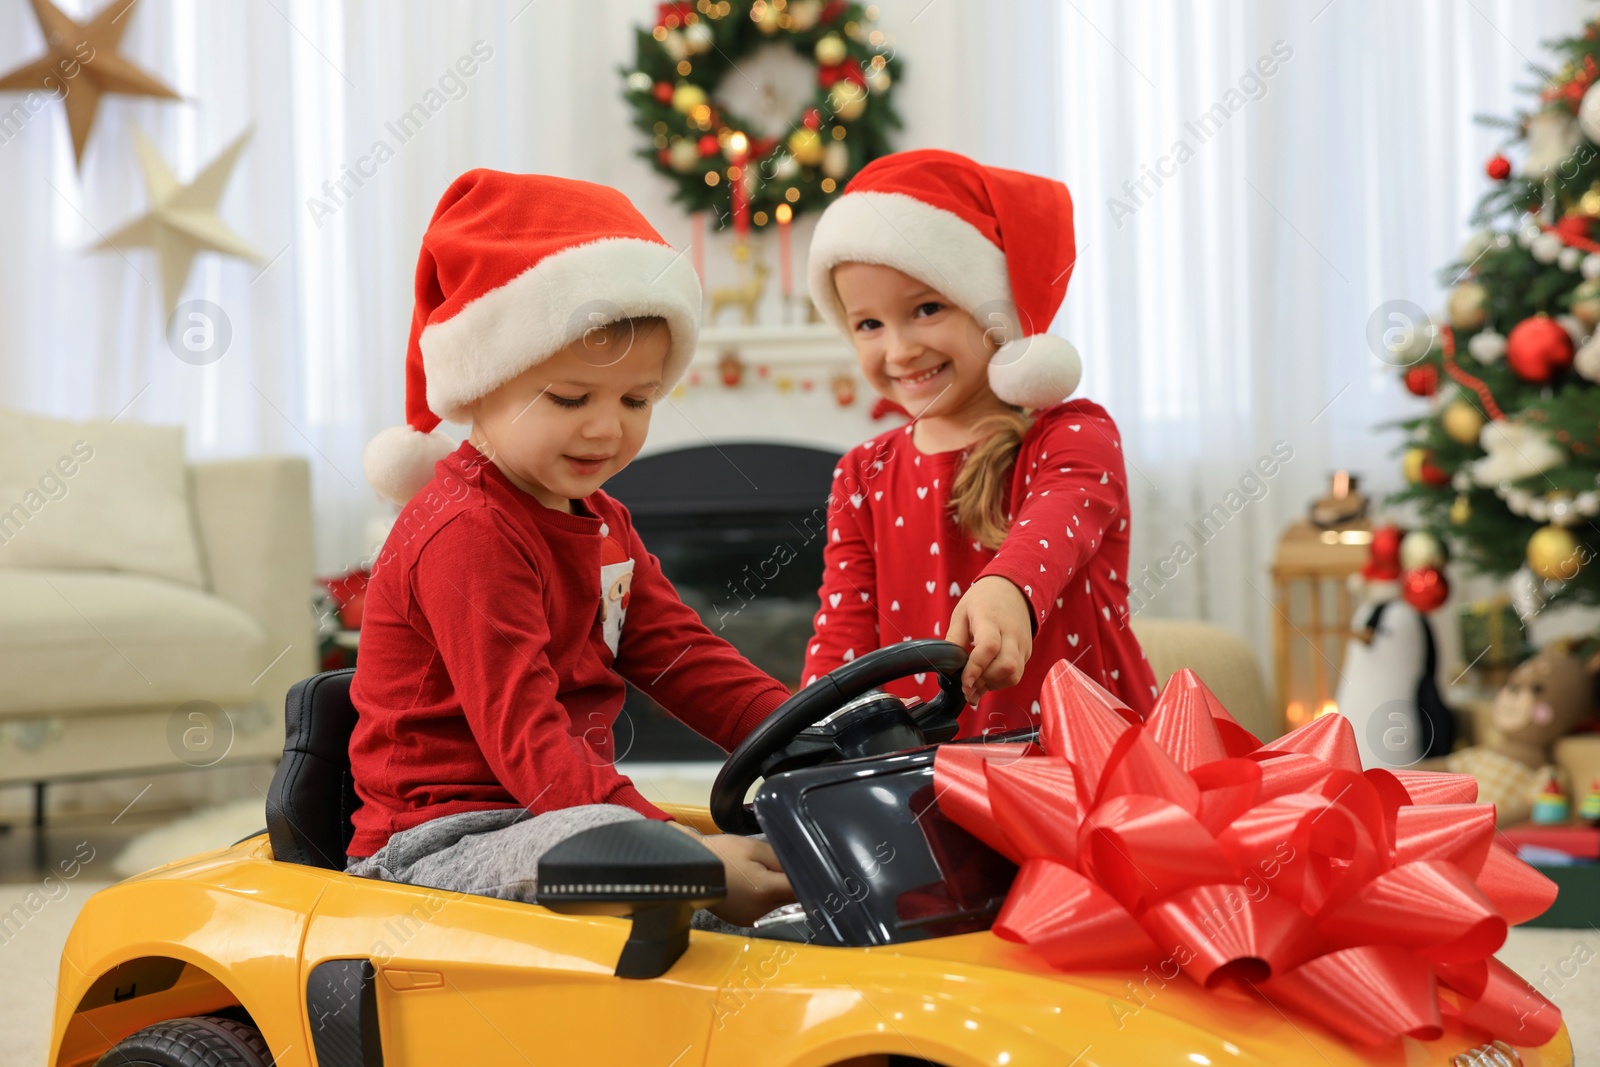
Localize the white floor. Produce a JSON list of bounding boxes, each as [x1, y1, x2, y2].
[[7, 764, 1588, 1066]]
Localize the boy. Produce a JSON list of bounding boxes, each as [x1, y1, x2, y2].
[[350, 170, 793, 927]]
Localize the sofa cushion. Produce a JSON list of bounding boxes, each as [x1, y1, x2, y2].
[[0, 408, 208, 588], [0, 569, 268, 715]]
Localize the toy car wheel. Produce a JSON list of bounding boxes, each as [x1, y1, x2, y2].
[[95, 1015, 273, 1066]]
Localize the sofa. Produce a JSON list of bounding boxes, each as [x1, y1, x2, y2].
[[0, 409, 316, 824]]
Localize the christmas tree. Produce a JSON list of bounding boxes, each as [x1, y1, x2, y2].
[[1389, 17, 1600, 614]]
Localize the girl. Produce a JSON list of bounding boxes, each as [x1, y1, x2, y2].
[[801, 149, 1157, 734]]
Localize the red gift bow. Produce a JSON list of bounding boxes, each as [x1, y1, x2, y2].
[[933, 661, 1564, 1050]]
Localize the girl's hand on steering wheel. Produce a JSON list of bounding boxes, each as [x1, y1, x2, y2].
[[945, 575, 1033, 705]]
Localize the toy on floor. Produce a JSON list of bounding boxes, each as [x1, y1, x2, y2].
[[1423, 640, 1600, 825], [1532, 773, 1571, 824]]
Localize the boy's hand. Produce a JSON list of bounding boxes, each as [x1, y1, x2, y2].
[[669, 823, 794, 926], [946, 575, 1033, 704]]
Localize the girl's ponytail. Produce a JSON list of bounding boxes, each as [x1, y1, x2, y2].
[[950, 410, 1031, 550]]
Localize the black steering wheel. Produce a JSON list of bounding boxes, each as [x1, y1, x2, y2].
[[710, 639, 969, 834]]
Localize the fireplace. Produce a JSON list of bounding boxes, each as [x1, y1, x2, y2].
[[605, 442, 840, 760]]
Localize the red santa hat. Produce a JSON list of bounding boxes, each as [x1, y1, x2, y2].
[[1363, 525, 1404, 582], [806, 149, 1082, 409], [363, 169, 702, 504]]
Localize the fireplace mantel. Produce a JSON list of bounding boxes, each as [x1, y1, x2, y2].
[[642, 323, 895, 459]]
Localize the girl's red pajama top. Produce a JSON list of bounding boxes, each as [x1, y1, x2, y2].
[[802, 399, 1157, 735]]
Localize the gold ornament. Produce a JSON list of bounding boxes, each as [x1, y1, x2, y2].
[[1442, 399, 1487, 446], [1403, 447, 1429, 485], [1527, 525, 1584, 581], [815, 35, 847, 67], [0, 0, 180, 168], [828, 81, 867, 121], [667, 137, 700, 173], [1573, 278, 1600, 328], [1450, 494, 1471, 525], [1580, 181, 1600, 216], [671, 82, 707, 114], [788, 127, 824, 166], [95, 127, 264, 314], [1447, 282, 1489, 331]]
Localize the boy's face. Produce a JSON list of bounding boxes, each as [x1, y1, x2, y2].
[[468, 320, 670, 510], [832, 261, 999, 422]]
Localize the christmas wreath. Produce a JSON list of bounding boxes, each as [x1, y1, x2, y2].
[[622, 0, 902, 230]]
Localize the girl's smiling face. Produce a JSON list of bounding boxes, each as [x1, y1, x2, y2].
[[832, 261, 1004, 425]]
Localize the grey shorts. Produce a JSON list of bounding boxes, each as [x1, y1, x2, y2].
[[345, 805, 754, 934]]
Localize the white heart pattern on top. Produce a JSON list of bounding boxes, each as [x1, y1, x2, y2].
[[914, 673, 927, 684], [925, 580, 937, 594], [917, 486, 929, 499], [930, 542, 940, 555], [1102, 606, 1111, 620], [1067, 633, 1080, 646], [843, 648, 855, 661], [859, 591, 869, 602], [829, 592, 843, 608], [948, 582, 961, 596], [896, 516, 905, 527], [891, 600, 901, 611], [1039, 539, 1049, 548], [1111, 669, 1119, 680], [850, 494, 864, 508]]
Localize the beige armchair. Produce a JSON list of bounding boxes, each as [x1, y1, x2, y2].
[[1130, 617, 1279, 742], [0, 455, 316, 824]]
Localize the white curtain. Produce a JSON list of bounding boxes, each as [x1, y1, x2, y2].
[[0, 0, 1587, 671]]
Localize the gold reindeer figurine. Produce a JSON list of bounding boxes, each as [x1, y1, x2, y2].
[[709, 260, 770, 326]]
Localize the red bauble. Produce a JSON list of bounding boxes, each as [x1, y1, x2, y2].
[[697, 134, 719, 157], [803, 108, 822, 130], [1486, 154, 1512, 181], [1403, 364, 1439, 397], [1401, 566, 1449, 613], [652, 81, 674, 104], [1419, 457, 1451, 487], [1506, 315, 1576, 383]]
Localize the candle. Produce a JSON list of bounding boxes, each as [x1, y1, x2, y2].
[[775, 202, 793, 298], [690, 211, 705, 289], [728, 131, 750, 239]]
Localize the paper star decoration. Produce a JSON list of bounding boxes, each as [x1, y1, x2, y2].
[[0, 0, 180, 167], [96, 127, 265, 314]]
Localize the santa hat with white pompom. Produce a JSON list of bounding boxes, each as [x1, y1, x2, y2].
[[807, 149, 1083, 410], [363, 169, 702, 505]]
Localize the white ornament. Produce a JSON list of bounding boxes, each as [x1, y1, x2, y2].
[[1529, 497, 1550, 523], [1519, 222, 1543, 248], [1580, 80, 1600, 142], [1550, 495, 1578, 526], [1509, 566, 1544, 621], [822, 140, 849, 180], [1576, 490, 1600, 516], [662, 29, 689, 62], [1472, 420, 1565, 487], [1584, 254, 1600, 280], [1495, 233, 1513, 249], [1462, 230, 1494, 262], [1400, 531, 1445, 571], [626, 71, 652, 92], [1557, 312, 1589, 346], [667, 138, 700, 173], [684, 21, 714, 53], [1468, 329, 1506, 363], [1525, 109, 1583, 180], [1452, 469, 1475, 492], [1560, 246, 1583, 272], [1577, 333, 1600, 382], [1532, 233, 1564, 263]]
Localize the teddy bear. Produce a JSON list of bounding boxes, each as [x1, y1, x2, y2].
[[1421, 640, 1600, 825]]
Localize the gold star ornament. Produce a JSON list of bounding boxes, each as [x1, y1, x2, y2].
[[0, 0, 180, 167], [96, 127, 265, 314]]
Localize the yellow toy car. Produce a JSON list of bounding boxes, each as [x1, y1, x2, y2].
[[49, 643, 1573, 1066]]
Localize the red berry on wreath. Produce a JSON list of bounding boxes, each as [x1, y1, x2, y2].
[[1401, 565, 1450, 613], [698, 134, 719, 156], [653, 81, 674, 104], [1486, 154, 1511, 181], [1403, 364, 1439, 397], [1419, 458, 1451, 487], [657, 148, 672, 166], [803, 108, 822, 131], [1506, 314, 1575, 383]]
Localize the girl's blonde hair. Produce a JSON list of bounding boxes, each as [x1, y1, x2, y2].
[[949, 408, 1032, 550]]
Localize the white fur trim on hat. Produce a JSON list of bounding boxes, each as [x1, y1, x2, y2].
[[988, 333, 1082, 409], [807, 191, 1015, 337], [421, 237, 702, 423], [363, 424, 457, 505]]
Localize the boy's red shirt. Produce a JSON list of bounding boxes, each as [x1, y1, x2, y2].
[[802, 399, 1158, 733], [347, 442, 790, 857]]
